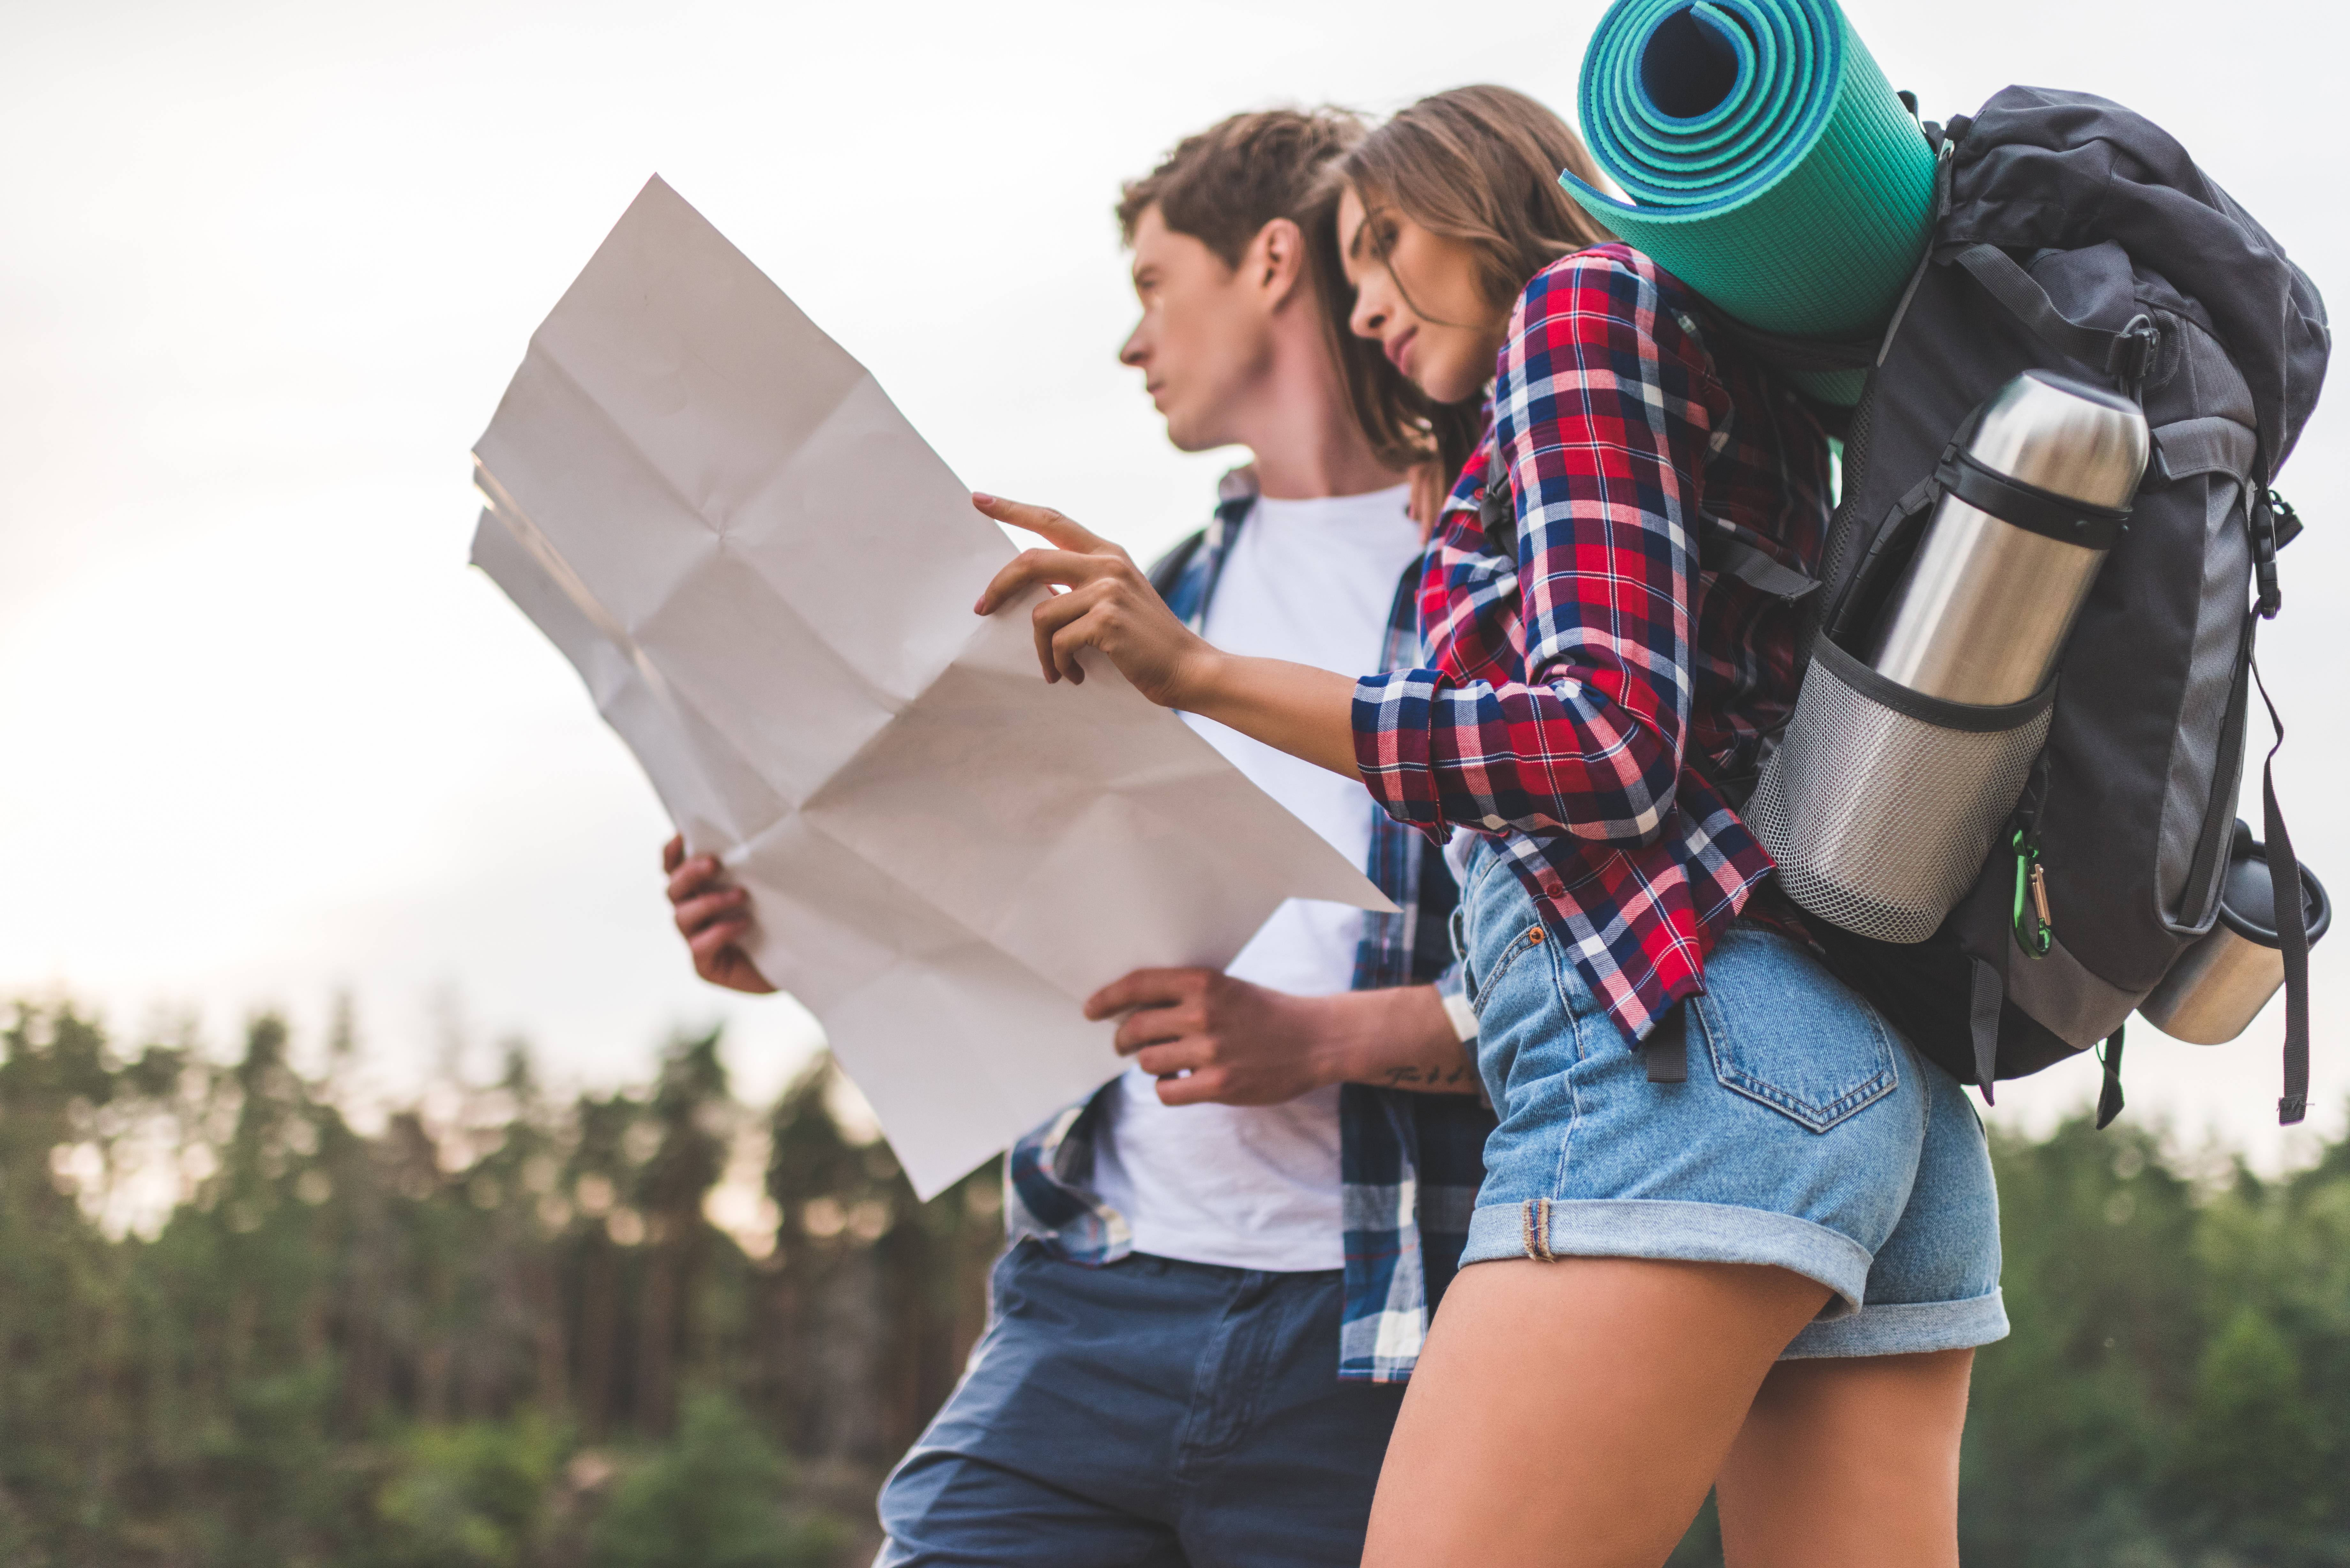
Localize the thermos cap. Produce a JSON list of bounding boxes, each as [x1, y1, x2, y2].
[[1967, 370, 2151, 512], [2217, 826, 2331, 949]]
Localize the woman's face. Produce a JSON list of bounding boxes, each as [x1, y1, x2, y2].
[[1336, 182, 1509, 407]]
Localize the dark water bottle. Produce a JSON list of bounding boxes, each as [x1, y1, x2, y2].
[[2141, 827, 2330, 1044]]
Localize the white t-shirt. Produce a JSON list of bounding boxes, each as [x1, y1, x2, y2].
[[1088, 483, 1423, 1271]]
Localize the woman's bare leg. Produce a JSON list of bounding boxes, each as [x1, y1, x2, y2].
[[1714, 1349, 1974, 1568], [1361, 1257, 1831, 1568]]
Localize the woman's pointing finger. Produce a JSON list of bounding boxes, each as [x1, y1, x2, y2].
[[971, 493, 1110, 554]]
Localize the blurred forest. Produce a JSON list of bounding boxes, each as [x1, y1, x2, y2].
[[1, 999, 2345, 1568]]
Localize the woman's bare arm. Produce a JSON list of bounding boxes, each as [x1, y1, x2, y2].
[[971, 493, 1361, 779]]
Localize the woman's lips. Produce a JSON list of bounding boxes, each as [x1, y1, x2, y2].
[[1384, 327, 1417, 374]]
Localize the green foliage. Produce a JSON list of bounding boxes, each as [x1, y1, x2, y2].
[[0, 1002, 1006, 1566], [589, 1394, 845, 1568], [1954, 1118, 2350, 1567], [1665, 1492, 1722, 1565], [5, 997, 2347, 1565], [2174, 1306, 2326, 1527], [375, 1414, 569, 1568]]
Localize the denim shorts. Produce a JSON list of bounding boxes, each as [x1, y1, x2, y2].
[[1454, 840, 2007, 1358]]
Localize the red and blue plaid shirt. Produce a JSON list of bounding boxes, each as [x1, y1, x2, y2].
[[1352, 245, 1833, 1043]]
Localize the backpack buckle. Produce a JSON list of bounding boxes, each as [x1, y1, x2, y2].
[[2269, 490, 2304, 549], [2109, 315, 2159, 400], [2250, 490, 2285, 619]]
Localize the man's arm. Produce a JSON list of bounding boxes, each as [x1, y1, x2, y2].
[[1084, 969, 1476, 1106], [663, 836, 776, 994], [668, 831, 1472, 1102]]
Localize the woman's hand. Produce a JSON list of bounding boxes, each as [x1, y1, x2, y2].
[[971, 491, 1363, 779], [970, 494, 1220, 708]]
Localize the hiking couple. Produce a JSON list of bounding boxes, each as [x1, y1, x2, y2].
[[667, 87, 2004, 1568]]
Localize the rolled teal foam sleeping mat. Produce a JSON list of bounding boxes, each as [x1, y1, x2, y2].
[[1565, 0, 1934, 402]]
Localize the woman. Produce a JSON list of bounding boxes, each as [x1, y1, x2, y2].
[[971, 85, 2004, 1567]]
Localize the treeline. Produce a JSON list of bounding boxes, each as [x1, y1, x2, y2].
[[0, 1001, 995, 1566], [0, 1000, 2343, 1567]]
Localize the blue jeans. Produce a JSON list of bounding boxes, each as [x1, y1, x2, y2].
[[874, 1240, 1405, 1567], [1457, 838, 2007, 1356]]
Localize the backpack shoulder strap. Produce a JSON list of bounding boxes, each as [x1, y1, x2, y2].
[[1477, 444, 1515, 560], [1482, 441, 1819, 604]]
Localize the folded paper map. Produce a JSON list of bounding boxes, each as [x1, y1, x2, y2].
[[469, 177, 1395, 1197]]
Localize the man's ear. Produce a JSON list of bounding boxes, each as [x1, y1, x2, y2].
[[1250, 217, 1308, 312]]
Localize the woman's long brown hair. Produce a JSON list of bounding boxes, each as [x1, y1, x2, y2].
[[1308, 85, 1615, 494]]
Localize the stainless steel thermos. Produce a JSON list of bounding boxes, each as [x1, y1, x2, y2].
[[1870, 372, 2150, 705], [1750, 369, 2155, 944], [2140, 827, 2331, 1044]]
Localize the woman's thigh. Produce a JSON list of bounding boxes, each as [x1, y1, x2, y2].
[[1360, 1256, 1830, 1568], [1715, 1349, 1975, 1568]]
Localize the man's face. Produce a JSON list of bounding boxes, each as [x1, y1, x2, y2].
[[1119, 205, 1274, 453]]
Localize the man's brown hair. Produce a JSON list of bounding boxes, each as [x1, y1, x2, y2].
[[1311, 85, 1615, 486], [1117, 107, 1366, 268]]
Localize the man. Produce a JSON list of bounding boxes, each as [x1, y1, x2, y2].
[[663, 108, 1490, 1567]]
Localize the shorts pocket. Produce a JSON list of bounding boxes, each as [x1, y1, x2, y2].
[[1696, 932, 1899, 1133], [1468, 922, 1551, 1021]]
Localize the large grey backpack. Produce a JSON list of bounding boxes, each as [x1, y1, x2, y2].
[[1750, 87, 2329, 1126]]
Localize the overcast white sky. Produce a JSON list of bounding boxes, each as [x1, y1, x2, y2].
[[2, 0, 2342, 1165]]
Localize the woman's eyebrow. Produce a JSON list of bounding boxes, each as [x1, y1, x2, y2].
[[1344, 215, 1368, 262]]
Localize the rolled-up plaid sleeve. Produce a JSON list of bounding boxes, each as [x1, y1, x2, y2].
[[1353, 250, 1722, 849]]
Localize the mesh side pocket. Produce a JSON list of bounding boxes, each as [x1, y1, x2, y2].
[[1751, 639, 2054, 944]]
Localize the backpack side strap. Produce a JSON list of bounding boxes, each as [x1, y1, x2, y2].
[[2095, 1025, 2128, 1130], [1709, 535, 1823, 600], [1952, 245, 2163, 396], [1967, 953, 2005, 1102], [2250, 645, 2312, 1125], [2150, 416, 2259, 485]]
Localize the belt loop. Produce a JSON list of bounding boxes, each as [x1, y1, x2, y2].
[[1521, 1198, 1558, 1263]]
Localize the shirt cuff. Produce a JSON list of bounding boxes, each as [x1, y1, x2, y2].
[[1440, 989, 1479, 1045], [1434, 974, 1487, 1108], [1352, 668, 1451, 833]]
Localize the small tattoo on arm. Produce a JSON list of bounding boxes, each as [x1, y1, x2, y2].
[[1380, 1061, 1476, 1089]]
